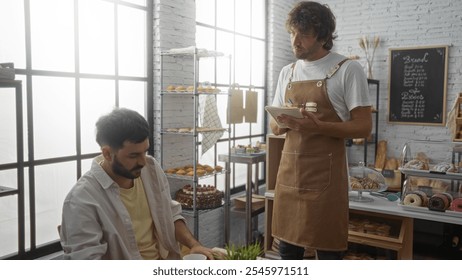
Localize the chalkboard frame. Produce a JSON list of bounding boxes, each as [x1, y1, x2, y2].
[[388, 45, 448, 126]]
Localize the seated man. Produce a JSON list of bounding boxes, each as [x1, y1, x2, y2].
[[60, 108, 213, 260]]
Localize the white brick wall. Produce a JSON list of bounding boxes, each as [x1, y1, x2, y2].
[[266, 0, 299, 106], [153, 0, 196, 162]]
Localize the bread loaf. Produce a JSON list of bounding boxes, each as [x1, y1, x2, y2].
[[384, 157, 399, 170], [375, 140, 387, 169]]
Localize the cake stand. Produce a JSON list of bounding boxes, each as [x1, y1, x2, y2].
[[348, 162, 387, 202]]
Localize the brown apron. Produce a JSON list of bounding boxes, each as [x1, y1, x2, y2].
[[272, 60, 349, 251]]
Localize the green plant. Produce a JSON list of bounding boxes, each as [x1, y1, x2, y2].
[[224, 242, 263, 260]]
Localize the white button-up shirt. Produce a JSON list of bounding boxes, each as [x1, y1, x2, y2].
[[60, 155, 184, 259]]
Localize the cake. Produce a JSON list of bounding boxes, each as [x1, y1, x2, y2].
[[175, 184, 224, 209]]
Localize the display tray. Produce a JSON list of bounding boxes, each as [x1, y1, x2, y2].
[[349, 190, 384, 202], [179, 200, 224, 211], [162, 127, 226, 134], [398, 203, 462, 218], [231, 151, 266, 156], [399, 168, 462, 180], [165, 170, 226, 180]]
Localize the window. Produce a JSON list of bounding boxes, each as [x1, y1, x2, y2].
[[0, 0, 152, 259], [195, 0, 267, 191]]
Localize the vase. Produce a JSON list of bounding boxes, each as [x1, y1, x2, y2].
[[365, 59, 373, 79]]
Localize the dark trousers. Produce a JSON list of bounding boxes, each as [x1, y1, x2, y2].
[[279, 240, 344, 260]]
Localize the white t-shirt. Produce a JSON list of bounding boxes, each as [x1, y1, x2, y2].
[[272, 52, 371, 121]]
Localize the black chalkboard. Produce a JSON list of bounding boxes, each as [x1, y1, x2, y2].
[[388, 45, 448, 125]]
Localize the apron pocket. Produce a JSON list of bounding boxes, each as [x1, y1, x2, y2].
[[278, 151, 332, 192]]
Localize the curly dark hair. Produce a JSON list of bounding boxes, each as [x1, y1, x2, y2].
[[286, 1, 337, 50], [95, 108, 149, 150]]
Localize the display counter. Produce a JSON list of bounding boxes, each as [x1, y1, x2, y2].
[[349, 192, 462, 226], [264, 134, 462, 259]]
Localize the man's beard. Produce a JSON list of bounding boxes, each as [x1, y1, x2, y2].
[[294, 47, 313, 60], [111, 156, 143, 179]]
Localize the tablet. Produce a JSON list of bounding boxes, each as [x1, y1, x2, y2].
[[265, 106, 304, 128]]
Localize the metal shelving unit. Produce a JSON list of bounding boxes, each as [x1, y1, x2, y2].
[[159, 47, 231, 239]]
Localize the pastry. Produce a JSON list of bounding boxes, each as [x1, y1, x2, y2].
[[384, 157, 399, 170], [165, 168, 177, 174], [166, 85, 175, 92], [413, 190, 429, 206], [350, 177, 363, 190], [429, 180, 449, 193], [403, 159, 428, 170], [178, 128, 191, 133], [450, 198, 462, 212], [176, 169, 186, 176], [186, 85, 195, 92], [416, 152, 429, 165], [403, 193, 423, 207], [175, 85, 186, 92], [349, 176, 380, 190], [431, 162, 457, 173], [428, 193, 453, 211], [196, 169, 206, 176]]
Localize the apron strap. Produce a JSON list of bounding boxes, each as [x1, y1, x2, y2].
[[326, 58, 349, 79], [287, 58, 349, 88], [287, 63, 296, 90]]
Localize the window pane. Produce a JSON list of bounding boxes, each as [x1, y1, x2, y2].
[[216, 31, 233, 85], [0, 169, 18, 257], [80, 78, 116, 154], [118, 6, 146, 77], [79, 0, 115, 75], [199, 58, 215, 85], [82, 158, 93, 175], [251, 39, 265, 87], [235, 0, 250, 35], [0, 0, 26, 68], [235, 35, 251, 86], [251, 0, 265, 39], [119, 80, 146, 117], [0, 88, 17, 164], [197, 26, 216, 84], [233, 122, 251, 137], [122, 0, 146, 6], [196, 25, 215, 51], [30, 0, 74, 72], [217, 0, 234, 31], [35, 162, 76, 246], [196, 0, 215, 26], [33, 76, 76, 159]]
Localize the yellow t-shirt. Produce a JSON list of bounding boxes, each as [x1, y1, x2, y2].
[[119, 177, 161, 260]]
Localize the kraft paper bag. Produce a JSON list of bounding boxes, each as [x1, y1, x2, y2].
[[244, 90, 258, 123], [227, 88, 244, 124]]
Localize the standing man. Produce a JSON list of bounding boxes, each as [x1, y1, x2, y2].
[[60, 108, 213, 259], [270, 1, 372, 260]]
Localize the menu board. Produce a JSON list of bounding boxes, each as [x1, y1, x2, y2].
[[388, 46, 448, 125]]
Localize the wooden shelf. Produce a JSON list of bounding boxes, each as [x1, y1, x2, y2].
[[348, 209, 413, 259]]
